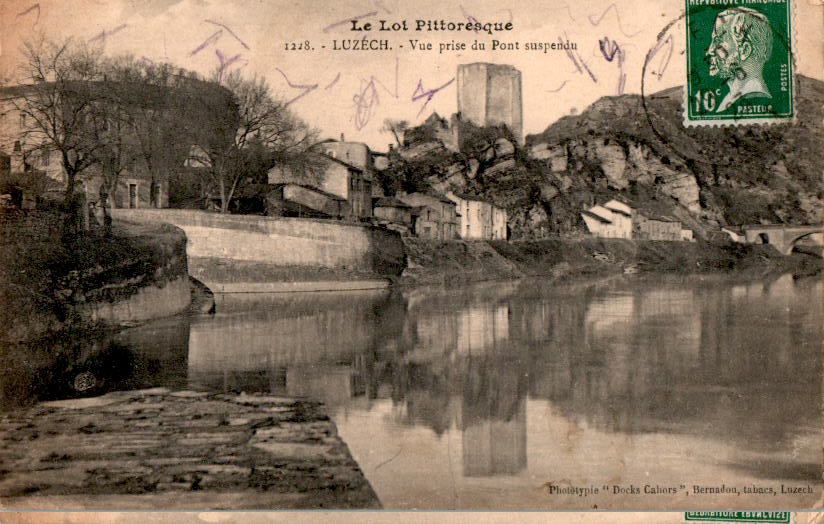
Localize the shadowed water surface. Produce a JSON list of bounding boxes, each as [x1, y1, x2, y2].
[[3, 273, 820, 509]]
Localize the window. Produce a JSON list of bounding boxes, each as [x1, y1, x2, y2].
[[19, 113, 26, 127], [128, 183, 138, 209], [40, 150, 50, 167]]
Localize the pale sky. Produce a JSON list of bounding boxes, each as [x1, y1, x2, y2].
[[1, 0, 822, 150]]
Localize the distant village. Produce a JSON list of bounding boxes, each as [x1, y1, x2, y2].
[[0, 56, 703, 244]]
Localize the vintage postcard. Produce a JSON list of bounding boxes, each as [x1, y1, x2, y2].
[[0, 0, 822, 522]]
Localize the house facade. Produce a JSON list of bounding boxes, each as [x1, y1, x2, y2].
[[447, 192, 507, 240], [397, 192, 460, 240], [633, 214, 682, 241], [0, 81, 220, 210], [266, 183, 348, 218], [581, 201, 633, 239], [583, 199, 688, 241], [373, 197, 413, 235], [267, 151, 372, 220]]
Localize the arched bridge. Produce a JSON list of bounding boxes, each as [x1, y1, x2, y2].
[[742, 224, 823, 255]]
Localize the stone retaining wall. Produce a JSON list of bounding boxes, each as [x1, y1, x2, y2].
[[111, 210, 406, 291]]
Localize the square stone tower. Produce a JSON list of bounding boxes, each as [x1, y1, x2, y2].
[[457, 63, 523, 144]]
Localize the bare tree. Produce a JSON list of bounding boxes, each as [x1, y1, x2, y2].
[[382, 118, 409, 148], [11, 36, 106, 202], [193, 69, 319, 213], [119, 61, 197, 208]]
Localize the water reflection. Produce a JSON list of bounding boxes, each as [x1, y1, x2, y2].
[[179, 275, 819, 495], [5, 273, 819, 507]]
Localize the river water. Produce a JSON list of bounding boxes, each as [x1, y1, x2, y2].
[[3, 273, 821, 509]]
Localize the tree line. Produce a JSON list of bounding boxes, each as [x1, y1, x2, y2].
[[2, 35, 319, 214]]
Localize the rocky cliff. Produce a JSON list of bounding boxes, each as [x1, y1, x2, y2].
[[380, 76, 823, 240]]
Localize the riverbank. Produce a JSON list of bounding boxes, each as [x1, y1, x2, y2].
[[400, 237, 822, 287], [0, 388, 380, 509], [0, 210, 192, 343]]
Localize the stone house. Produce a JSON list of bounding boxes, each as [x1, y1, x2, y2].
[[0, 81, 221, 210], [633, 213, 682, 241], [396, 192, 460, 240], [267, 152, 372, 220], [448, 192, 507, 240], [266, 183, 348, 219], [373, 197, 413, 235]]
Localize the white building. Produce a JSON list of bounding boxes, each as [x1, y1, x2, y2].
[[581, 200, 633, 239], [447, 192, 507, 240]]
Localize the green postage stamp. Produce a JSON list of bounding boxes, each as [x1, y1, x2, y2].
[[684, 0, 795, 125]]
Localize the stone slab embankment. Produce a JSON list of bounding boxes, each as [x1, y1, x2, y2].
[[0, 388, 380, 509]]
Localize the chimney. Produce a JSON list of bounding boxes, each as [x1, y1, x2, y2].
[[340, 133, 345, 142]]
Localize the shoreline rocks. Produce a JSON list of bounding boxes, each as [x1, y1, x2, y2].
[[0, 389, 380, 510]]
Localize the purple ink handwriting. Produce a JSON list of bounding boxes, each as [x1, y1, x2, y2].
[[189, 21, 250, 80], [412, 77, 455, 116], [324, 73, 341, 90], [88, 23, 127, 46], [647, 34, 674, 82], [276, 69, 319, 107], [588, 4, 641, 38], [215, 49, 244, 82], [548, 2, 576, 22], [599, 36, 626, 94], [354, 78, 380, 129], [204, 19, 250, 50], [351, 59, 400, 128], [16, 3, 40, 25], [190, 30, 223, 57], [561, 33, 596, 82], [459, 4, 513, 32], [547, 80, 569, 93]]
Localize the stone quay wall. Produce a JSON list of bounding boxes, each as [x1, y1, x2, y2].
[[110, 210, 406, 292]]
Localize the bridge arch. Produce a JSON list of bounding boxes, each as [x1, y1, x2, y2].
[[787, 231, 823, 254]]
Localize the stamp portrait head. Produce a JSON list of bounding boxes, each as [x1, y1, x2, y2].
[[706, 7, 774, 83]]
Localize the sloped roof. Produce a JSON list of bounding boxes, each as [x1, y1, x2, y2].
[[399, 191, 454, 205], [268, 182, 347, 201], [374, 197, 412, 208], [320, 153, 363, 173], [581, 209, 612, 224], [449, 191, 487, 203], [604, 205, 632, 218]]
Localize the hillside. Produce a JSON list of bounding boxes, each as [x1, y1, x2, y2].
[[380, 76, 823, 239]]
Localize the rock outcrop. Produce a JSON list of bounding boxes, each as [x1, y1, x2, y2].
[[377, 76, 822, 239]]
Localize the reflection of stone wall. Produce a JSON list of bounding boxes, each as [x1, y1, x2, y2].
[[187, 291, 395, 390], [462, 400, 527, 476], [456, 305, 509, 354]]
